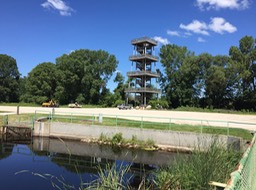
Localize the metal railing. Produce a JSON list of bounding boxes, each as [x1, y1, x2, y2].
[[1, 114, 34, 128], [225, 134, 256, 190], [126, 71, 160, 77], [129, 54, 159, 62], [125, 87, 161, 94], [2, 111, 256, 138], [29, 111, 256, 138]]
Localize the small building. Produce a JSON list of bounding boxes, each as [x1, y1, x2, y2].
[[125, 37, 161, 106]]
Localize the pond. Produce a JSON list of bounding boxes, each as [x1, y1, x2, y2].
[[0, 137, 181, 190]]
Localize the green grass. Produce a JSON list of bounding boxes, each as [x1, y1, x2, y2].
[[153, 139, 242, 190], [175, 106, 256, 115]]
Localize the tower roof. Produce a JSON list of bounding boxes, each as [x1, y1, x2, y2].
[[131, 37, 157, 46]]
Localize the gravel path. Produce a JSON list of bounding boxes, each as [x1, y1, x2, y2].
[[0, 106, 256, 131]]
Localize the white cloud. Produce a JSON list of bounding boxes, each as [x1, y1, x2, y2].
[[179, 17, 237, 36], [196, 0, 250, 10], [198, 37, 206, 42], [167, 30, 180, 36], [153, 36, 170, 45], [41, 0, 74, 16], [208, 17, 237, 34], [180, 20, 209, 35]]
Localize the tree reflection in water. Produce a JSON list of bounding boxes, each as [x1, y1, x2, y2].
[[0, 137, 180, 189]]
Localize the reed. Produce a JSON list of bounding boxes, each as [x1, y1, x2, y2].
[[153, 137, 242, 189]]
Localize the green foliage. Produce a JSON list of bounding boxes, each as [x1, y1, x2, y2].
[[20, 62, 62, 104], [130, 135, 138, 145], [229, 35, 256, 110], [114, 99, 124, 107], [153, 138, 241, 189], [148, 99, 169, 109], [159, 35, 256, 111], [56, 49, 118, 104], [111, 133, 123, 145], [159, 44, 197, 108], [85, 164, 131, 190], [0, 54, 20, 102], [113, 72, 126, 101]]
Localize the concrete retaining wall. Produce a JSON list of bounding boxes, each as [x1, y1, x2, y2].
[[33, 121, 241, 150]]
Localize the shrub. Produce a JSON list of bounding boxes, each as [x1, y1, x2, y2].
[[111, 133, 123, 145]]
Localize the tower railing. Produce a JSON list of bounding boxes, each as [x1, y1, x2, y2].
[[127, 71, 160, 77], [129, 54, 159, 62], [125, 87, 161, 93]]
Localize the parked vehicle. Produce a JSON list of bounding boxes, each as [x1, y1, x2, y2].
[[117, 104, 133, 110], [68, 102, 82, 108], [42, 100, 59, 107]]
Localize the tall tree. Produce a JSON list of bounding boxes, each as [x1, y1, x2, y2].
[[0, 54, 20, 102], [159, 44, 195, 108], [229, 35, 256, 110], [21, 62, 62, 104], [56, 49, 118, 104], [203, 55, 231, 108]]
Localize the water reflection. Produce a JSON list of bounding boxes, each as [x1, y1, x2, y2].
[[0, 137, 181, 190]]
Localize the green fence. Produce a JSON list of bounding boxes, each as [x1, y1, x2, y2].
[[2, 111, 255, 140], [225, 134, 256, 190], [1, 114, 34, 128], [31, 110, 255, 140]]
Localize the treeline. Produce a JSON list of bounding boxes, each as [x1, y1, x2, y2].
[[0, 49, 124, 106], [159, 35, 256, 111], [0, 35, 255, 111]]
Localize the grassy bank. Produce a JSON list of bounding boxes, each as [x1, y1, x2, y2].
[[83, 139, 241, 189]]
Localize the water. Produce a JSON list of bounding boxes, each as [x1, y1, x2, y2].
[[0, 137, 180, 190]]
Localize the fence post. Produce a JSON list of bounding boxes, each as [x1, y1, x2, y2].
[[227, 122, 229, 136], [17, 105, 20, 115], [169, 118, 172, 130], [200, 120, 203, 134], [141, 116, 143, 129], [99, 114, 103, 123], [3, 115, 8, 125]]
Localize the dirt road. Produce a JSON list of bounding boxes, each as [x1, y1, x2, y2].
[[0, 106, 256, 131]]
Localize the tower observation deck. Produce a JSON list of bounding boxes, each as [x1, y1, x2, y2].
[[125, 37, 161, 106]]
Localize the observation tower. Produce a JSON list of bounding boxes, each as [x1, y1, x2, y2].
[[125, 37, 161, 106]]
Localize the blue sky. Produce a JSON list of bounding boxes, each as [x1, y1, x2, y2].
[[0, 0, 255, 91]]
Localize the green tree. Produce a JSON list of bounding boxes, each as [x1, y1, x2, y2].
[[229, 35, 256, 110], [21, 62, 62, 104], [0, 54, 20, 102], [204, 55, 231, 108], [113, 72, 126, 101], [56, 49, 118, 104], [159, 44, 195, 108]]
